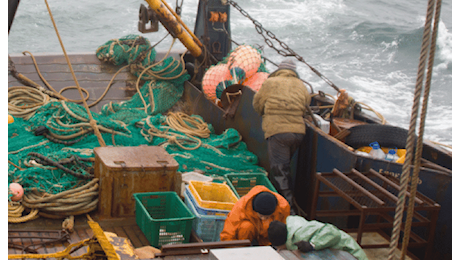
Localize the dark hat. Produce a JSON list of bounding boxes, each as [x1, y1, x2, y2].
[[278, 58, 297, 72], [268, 220, 288, 246], [252, 192, 278, 215]]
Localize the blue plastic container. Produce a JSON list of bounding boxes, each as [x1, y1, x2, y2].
[[183, 191, 227, 242]]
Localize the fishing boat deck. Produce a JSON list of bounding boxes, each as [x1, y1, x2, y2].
[[7, 49, 253, 126], [8, 215, 358, 260], [8, 53, 422, 259], [8, 213, 137, 256], [8, 52, 162, 113]]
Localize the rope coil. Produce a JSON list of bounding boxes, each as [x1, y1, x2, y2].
[[21, 178, 99, 218], [8, 202, 39, 223]]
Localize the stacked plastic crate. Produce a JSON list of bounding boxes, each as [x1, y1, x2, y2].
[[184, 180, 238, 242]]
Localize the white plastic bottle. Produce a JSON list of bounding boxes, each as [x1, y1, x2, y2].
[[369, 142, 386, 160], [385, 149, 399, 162]]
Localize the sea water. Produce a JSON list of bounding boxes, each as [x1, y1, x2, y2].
[[7, 0, 452, 147]]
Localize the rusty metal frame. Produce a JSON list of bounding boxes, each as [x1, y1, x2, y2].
[[8, 229, 70, 254], [309, 168, 440, 260]]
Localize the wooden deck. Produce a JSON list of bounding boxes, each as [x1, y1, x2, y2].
[[8, 53, 156, 255], [9, 52, 148, 114], [8, 214, 357, 259]]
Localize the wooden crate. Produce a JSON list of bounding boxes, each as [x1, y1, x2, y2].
[[94, 145, 181, 218]]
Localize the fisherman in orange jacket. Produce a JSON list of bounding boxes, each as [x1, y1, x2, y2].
[[220, 185, 290, 246]]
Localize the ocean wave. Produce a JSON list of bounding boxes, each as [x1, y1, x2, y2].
[[231, 0, 348, 32], [8, 0, 452, 145], [434, 21, 452, 68]]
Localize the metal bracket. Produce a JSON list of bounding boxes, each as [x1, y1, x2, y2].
[[138, 4, 159, 33]]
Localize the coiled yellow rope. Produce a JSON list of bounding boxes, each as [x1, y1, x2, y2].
[[8, 86, 54, 120], [8, 202, 39, 223], [166, 112, 211, 138], [140, 112, 211, 150], [21, 178, 99, 218]]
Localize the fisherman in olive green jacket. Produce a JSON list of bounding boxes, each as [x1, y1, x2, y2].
[[252, 58, 311, 214]]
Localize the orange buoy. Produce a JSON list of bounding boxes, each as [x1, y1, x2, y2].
[[202, 64, 232, 102], [227, 45, 262, 83], [8, 114, 14, 124], [244, 72, 269, 92], [9, 183, 24, 201]]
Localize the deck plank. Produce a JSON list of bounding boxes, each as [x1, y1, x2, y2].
[[66, 230, 84, 257], [121, 225, 143, 249], [131, 224, 151, 247], [8, 52, 137, 114]]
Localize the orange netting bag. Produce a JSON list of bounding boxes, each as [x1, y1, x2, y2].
[[227, 45, 262, 83], [202, 63, 232, 102], [243, 72, 269, 92]]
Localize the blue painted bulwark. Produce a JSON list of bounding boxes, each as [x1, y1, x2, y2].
[[184, 82, 269, 169], [184, 82, 452, 259], [294, 121, 452, 260]]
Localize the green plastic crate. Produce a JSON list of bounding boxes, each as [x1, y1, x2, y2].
[[225, 173, 278, 198], [133, 191, 195, 247]]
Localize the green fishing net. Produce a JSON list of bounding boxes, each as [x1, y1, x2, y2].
[[8, 36, 267, 198], [101, 78, 184, 117], [97, 34, 189, 116], [96, 34, 157, 66], [8, 110, 266, 195], [8, 117, 95, 195]]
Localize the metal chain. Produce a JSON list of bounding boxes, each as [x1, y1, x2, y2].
[[227, 0, 340, 92], [176, 0, 184, 15]]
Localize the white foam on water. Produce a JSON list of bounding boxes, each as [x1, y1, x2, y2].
[[434, 21, 452, 70], [412, 14, 452, 72], [345, 75, 415, 126], [232, 0, 348, 31]]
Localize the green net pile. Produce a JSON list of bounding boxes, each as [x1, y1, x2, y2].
[[8, 116, 96, 195], [97, 34, 189, 116], [8, 36, 267, 198]]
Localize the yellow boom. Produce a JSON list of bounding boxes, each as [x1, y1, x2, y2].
[[145, 0, 203, 58]]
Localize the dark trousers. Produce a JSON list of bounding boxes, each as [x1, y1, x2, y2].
[[267, 133, 304, 207]]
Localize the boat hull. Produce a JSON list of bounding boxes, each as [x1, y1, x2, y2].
[[8, 53, 451, 259], [184, 82, 452, 259], [294, 122, 451, 260]]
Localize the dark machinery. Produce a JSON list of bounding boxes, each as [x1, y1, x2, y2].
[[9, 0, 21, 34], [193, 0, 232, 62]]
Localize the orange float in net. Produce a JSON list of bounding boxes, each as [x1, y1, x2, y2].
[[227, 45, 261, 83], [202, 63, 232, 102], [244, 72, 269, 92]]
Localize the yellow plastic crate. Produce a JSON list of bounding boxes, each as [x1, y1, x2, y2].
[[188, 180, 238, 211]]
